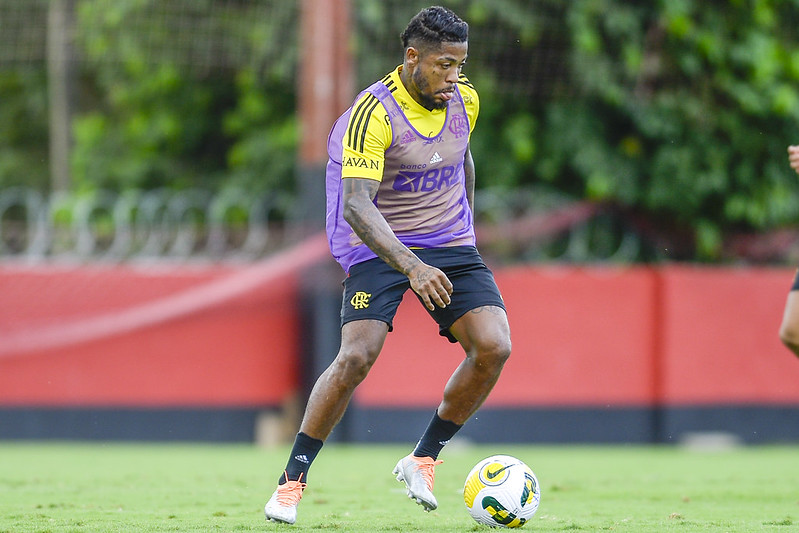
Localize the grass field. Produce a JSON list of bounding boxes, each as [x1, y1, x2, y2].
[[0, 442, 797, 532]]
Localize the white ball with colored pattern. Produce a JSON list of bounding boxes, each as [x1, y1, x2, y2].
[[463, 454, 541, 528]]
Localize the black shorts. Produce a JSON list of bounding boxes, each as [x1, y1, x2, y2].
[[341, 246, 506, 343]]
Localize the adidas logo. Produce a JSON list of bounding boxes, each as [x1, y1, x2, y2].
[[294, 454, 310, 464], [429, 152, 443, 164], [438, 439, 450, 446]]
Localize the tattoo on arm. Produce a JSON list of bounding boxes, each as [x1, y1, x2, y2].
[[342, 178, 422, 275]]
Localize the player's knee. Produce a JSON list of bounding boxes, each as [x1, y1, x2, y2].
[[475, 335, 511, 368], [494, 337, 512, 366], [334, 347, 378, 382]]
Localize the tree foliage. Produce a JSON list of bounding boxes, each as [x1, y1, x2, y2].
[[0, 69, 50, 190], [71, 0, 298, 193], [548, 0, 799, 258], [2, 0, 799, 261]]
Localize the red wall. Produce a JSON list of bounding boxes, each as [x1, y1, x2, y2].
[[0, 263, 301, 407], [355, 264, 799, 408], [659, 266, 799, 404], [1, 260, 798, 409]]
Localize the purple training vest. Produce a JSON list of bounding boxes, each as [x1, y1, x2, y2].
[[325, 79, 475, 273]]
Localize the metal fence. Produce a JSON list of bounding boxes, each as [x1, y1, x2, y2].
[[0, 187, 295, 262], [0, 186, 648, 263]]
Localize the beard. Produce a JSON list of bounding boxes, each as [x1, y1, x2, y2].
[[412, 68, 448, 111]]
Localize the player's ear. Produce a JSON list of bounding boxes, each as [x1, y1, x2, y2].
[[404, 46, 419, 68]]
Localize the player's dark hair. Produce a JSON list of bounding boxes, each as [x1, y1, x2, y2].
[[400, 6, 468, 52]]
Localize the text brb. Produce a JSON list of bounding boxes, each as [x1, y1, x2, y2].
[[392, 164, 460, 193]]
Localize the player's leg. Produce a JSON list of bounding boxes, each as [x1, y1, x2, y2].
[[780, 285, 799, 358], [267, 258, 407, 523], [300, 319, 389, 438], [265, 320, 388, 523], [279, 319, 389, 482], [394, 305, 510, 511], [437, 305, 511, 423], [395, 249, 511, 511]]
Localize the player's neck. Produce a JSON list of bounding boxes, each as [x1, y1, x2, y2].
[[398, 65, 413, 100], [398, 65, 430, 111]]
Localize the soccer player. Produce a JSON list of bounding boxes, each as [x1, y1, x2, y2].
[[779, 145, 799, 357], [264, 5, 512, 524]]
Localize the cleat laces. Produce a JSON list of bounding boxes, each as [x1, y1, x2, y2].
[[413, 457, 443, 491], [275, 472, 306, 506]]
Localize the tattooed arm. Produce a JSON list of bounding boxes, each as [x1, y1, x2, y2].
[[342, 177, 453, 310]]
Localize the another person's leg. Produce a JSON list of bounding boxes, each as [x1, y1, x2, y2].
[[780, 279, 799, 357], [782, 149, 799, 356]]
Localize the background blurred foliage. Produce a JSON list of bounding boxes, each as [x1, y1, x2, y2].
[[554, 0, 799, 259], [0, 69, 50, 191], [2, 0, 799, 261], [72, 0, 299, 194]]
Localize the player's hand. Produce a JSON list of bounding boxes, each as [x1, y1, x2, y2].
[[408, 263, 453, 311], [789, 145, 799, 175]]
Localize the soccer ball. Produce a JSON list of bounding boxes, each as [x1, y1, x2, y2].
[[463, 455, 541, 528]]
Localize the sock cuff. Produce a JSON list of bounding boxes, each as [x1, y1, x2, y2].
[[279, 432, 324, 485], [296, 431, 324, 452], [434, 411, 463, 432], [412, 410, 464, 460]]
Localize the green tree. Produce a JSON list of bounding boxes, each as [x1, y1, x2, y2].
[[0, 70, 50, 190], [4, 0, 799, 262], [538, 0, 799, 259], [71, 0, 298, 194]]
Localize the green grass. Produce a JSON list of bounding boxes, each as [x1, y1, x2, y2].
[[0, 442, 797, 532]]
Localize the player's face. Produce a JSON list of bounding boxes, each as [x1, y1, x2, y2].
[[408, 41, 468, 111]]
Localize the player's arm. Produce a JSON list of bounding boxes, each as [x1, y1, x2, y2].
[[789, 145, 799, 174], [342, 177, 453, 310], [459, 76, 478, 212], [464, 144, 475, 212]]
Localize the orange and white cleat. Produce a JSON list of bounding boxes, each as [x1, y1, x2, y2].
[[264, 472, 306, 524], [393, 455, 443, 511]]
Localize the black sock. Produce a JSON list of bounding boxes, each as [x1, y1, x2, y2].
[[413, 411, 463, 460], [279, 432, 324, 484]]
